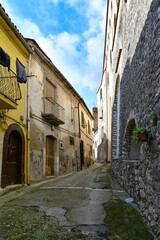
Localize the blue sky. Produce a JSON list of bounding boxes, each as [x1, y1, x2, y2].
[[1, 0, 106, 111]]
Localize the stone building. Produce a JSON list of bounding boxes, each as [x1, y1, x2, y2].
[[0, 5, 31, 189], [79, 101, 93, 168], [96, 71, 109, 162], [26, 39, 93, 182], [92, 107, 98, 133], [98, 0, 160, 237], [92, 107, 98, 161]]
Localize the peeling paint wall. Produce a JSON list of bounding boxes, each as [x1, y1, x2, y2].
[[27, 39, 82, 181]]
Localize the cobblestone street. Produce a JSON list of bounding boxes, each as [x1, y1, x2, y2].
[[0, 164, 154, 240]]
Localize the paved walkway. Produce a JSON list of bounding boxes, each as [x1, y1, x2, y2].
[[0, 163, 154, 240]]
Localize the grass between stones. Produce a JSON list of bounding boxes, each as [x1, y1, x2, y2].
[[104, 195, 154, 240], [0, 206, 87, 240]]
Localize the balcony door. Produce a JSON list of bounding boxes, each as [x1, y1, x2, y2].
[[45, 79, 56, 100], [46, 136, 54, 176]]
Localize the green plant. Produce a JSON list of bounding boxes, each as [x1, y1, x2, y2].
[[132, 127, 152, 143], [104, 195, 154, 240], [149, 113, 159, 126]]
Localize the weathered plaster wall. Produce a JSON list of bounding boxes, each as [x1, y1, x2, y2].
[[28, 39, 82, 181], [79, 103, 93, 168], [57, 86, 80, 174]]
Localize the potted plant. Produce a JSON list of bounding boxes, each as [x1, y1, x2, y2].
[[132, 127, 152, 143], [149, 113, 159, 126]]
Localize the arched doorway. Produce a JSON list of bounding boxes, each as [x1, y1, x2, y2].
[[122, 119, 140, 160], [1, 124, 25, 188], [46, 136, 55, 176]]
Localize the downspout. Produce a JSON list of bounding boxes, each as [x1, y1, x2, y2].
[[26, 56, 31, 185], [78, 98, 82, 170], [78, 99, 82, 139]]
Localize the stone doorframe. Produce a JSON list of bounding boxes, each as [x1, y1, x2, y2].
[[43, 130, 59, 177]]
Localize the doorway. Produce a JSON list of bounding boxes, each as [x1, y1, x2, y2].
[[46, 136, 54, 176], [1, 124, 24, 188], [80, 140, 84, 170]]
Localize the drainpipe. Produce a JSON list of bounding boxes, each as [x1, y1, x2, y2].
[[78, 98, 82, 139], [74, 98, 82, 171], [26, 56, 31, 185], [78, 98, 82, 170]]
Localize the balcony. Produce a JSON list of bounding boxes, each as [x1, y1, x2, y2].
[[42, 97, 65, 126], [0, 65, 21, 109]]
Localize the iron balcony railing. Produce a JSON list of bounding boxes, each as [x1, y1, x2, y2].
[[42, 97, 65, 125], [0, 65, 21, 102]]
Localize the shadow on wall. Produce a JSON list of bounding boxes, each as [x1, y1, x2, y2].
[[112, 1, 160, 237], [97, 133, 108, 162], [119, 0, 160, 156]]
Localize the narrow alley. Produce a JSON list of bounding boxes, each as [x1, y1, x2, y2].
[[0, 164, 154, 240]]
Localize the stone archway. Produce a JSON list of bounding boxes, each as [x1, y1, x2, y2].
[[122, 119, 140, 160], [1, 124, 25, 188]]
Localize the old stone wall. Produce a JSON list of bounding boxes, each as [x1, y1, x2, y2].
[[119, 0, 160, 154], [111, 0, 160, 238], [112, 143, 160, 238]]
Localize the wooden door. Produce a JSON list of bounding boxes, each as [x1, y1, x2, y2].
[[46, 136, 54, 176], [7, 131, 22, 185], [1, 131, 22, 187]]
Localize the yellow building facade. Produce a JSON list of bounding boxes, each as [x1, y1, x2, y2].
[[0, 5, 31, 188], [79, 102, 93, 168]]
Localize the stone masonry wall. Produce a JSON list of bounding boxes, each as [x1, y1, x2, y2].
[[112, 0, 160, 238]]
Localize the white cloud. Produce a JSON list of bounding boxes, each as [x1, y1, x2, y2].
[[88, 0, 106, 16], [1, 0, 106, 96], [19, 19, 42, 40], [38, 33, 83, 86]]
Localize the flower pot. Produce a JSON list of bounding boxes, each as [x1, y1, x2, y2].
[[150, 119, 157, 127], [138, 132, 148, 141]]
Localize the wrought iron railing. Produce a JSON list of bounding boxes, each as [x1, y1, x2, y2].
[[0, 65, 21, 102], [43, 97, 65, 123]]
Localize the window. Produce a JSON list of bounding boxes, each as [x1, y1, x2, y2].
[[69, 136, 74, 145], [99, 109, 103, 119], [110, 50, 112, 65], [81, 111, 85, 126], [44, 79, 57, 115], [88, 120, 91, 134], [115, 49, 122, 73], [100, 88, 102, 100], [90, 146, 92, 155], [60, 141, 64, 149], [45, 79, 56, 100], [101, 126, 104, 142], [16, 58, 27, 83], [116, 0, 121, 24], [0, 47, 10, 70]]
